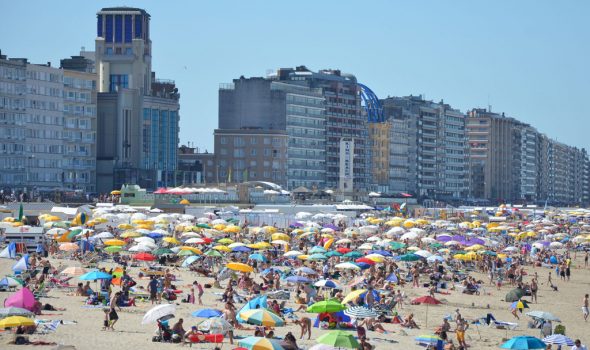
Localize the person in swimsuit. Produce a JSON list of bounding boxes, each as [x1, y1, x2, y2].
[[293, 317, 311, 340]]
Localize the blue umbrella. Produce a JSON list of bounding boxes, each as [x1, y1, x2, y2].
[[79, 270, 113, 280], [309, 246, 326, 254], [355, 262, 371, 270], [148, 233, 163, 239], [542, 334, 574, 346], [182, 256, 200, 267], [369, 250, 392, 257], [501, 336, 546, 349], [233, 246, 252, 252], [285, 275, 312, 283], [308, 253, 328, 260], [192, 308, 223, 318], [295, 267, 317, 275], [249, 253, 267, 262]]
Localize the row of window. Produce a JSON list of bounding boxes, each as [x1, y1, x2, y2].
[[26, 70, 62, 83]]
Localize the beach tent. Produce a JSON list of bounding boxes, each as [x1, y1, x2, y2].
[[12, 254, 29, 273], [4, 287, 36, 311], [0, 242, 16, 259]]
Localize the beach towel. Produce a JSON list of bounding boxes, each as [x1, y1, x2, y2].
[[35, 320, 61, 334]]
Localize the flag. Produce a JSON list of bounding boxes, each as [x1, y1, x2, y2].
[[227, 168, 232, 183], [18, 203, 23, 221]]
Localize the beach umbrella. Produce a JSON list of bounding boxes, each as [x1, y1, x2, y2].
[[177, 249, 196, 256], [284, 251, 304, 257], [355, 257, 376, 265], [385, 273, 399, 283], [181, 256, 200, 267], [213, 245, 232, 253], [79, 270, 112, 280], [0, 277, 23, 288], [163, 237, 180, 245], [335, 262, 361, 271], [104, 246, 123, 254], [227, 262, 254, 273], [309, 345, 339, 350], [61, 266, 87, 276], [413, 296, 442, 328], [308, 253, 328, 261], [249, 253, 268, 262], [307, 300, 346, 313], [239, 309, 285, 327], [238, 336, 284, 350], [525, 311, 561, 322], [310, 246, 327, 254], [511, 300, 530, 310], [0, 316, 35, 329], [316, 330, 359, 349], [4, 287, 36, 311], [341, 289, 367, 305], [192, 308, 223, 318], [233, 246, 252, 252], [133, 252, 156, 261], [204, 250, 223, 258], [343, 306, 379, 319], [506, 288, 526, 302], [198, 316, 232, 334], [414, 250, 432, 258], [343, 251, 362, 259], [426, 255, 444, 263], [542, 334, 574, 346], [180, 246, 203, 254], [59, 242, 79, 251], [415, 334, 443, 346], [398, 253, 421, 262], [285, 275, 312, 284], [0, 307, 34, 318], [325, 251, 343, 257], [142, 303, 176, 324], [389, 242, 406, 250], [314, 280, 341, 289], [501, 336, 546, 349], [104, 239, 126, 246], [153, 248, 174, 256]]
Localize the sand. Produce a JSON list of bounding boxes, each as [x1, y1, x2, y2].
[[1, 255, 589, 350]]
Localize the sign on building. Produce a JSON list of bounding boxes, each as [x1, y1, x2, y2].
[[339, 138, 354, 191]]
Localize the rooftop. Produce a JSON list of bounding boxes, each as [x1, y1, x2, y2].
[[98, 7, 150, 17]]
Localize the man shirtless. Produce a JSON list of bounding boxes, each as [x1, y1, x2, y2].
[[293, 317, 311, 340], [583, 294, 589, 322]]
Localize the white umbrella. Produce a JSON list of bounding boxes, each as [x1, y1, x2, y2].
[[142, 304, 176, 324], [414, 250, 432, 258], [131, 213, 148, 221], [335, 262, 361, 270], [344, 306, 379, 319], [400, 232, 418, 241], [284, 251, 304, 257], [549, 242, 563, 249], [129, 245, 153, 252], [197, 317, 232, 334]]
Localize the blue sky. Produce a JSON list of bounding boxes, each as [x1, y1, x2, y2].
[[2, 0, 589, 151]]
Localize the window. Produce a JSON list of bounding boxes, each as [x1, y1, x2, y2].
[[250, 149, 257, 156], [263, 137, 270, 145], [97, 14, 103, 37], [233, 149, 245, 158], [105, 15, 113, 43], [114, 15, 123, 43], [220, 137, 227, 145], [125, 47, 133, 55], [250, 137, 257, 145], [109, 74, 128, 92], [264, 149, 271, 156], [250, 160, 257, 167], [105, 47, 113, 56], [134, 15, 142, 38], [234, 137, 244, 147], [124, 15, 132, 42]]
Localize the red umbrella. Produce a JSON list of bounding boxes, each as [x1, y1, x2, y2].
[[133, 252, 156, 261], [355, 258, 376, 265], [412, 296, 442, 327], [337, 247, 352, 254], [154, 188, 169, 194]]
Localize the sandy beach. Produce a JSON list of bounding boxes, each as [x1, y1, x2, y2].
[[1, 249, 589, 350]]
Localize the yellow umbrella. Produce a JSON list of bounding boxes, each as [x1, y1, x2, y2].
[[271, 233, 290, 241], [323, 238, 335, 250], [121, 231, 141, 238], [252, 242, 272, 250], [118, 223, 133, 230], [263, 226, 277, 234], [465, 244, 484, 251], [12, 222, 23, 227], [297, 255, 309, 260], [226, 262, 254, 273], [213, 245, 231, 252], [163, 237, 180, 245], [213, 224, 227, 231], [218, 238, 234, 245], [45, 215, 62, 222], [110, 190, 121, 195], [341, 289, 367, 304], [180, 246, 202, 254], [224, 225, 241, 233], [0, 316, 35, 329], [365, 254, 384, 263], [104, 239, 126, 246], [2, 217, 15, 222], [136, 224, 153, 230], [179, 199, 190, 205]]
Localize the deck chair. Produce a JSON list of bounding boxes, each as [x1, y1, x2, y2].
[[34, 281, 49, 298]]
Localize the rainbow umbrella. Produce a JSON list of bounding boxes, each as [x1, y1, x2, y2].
[[238, 336, 284, 350], [239, 309, 285, 327]]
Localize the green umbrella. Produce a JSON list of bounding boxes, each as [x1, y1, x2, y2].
[[53, 221, 71, 229], [399, 253, 421, 261], [204, 250, 223, 258], [153, 248, 174, 256], [104, 246, 123, 254], [66, 229, 83, 240], [177, 249, 195, 256], [307, 300, 346, 313], [389, 242, 406, 250], [429, 243, 443, 249], [197, 223, 210, 229], [344, 251, 362, 259], [325, 251, 343, 257], [317, 330, 359, 349], [505, 288, 526, 302]]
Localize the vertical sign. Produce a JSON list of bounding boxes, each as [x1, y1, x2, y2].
[[339, 138, 354, 191]]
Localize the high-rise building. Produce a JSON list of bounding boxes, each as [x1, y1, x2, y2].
[[94, 7, 180, 192], [60, 56, 97, 193], [380, 96, 468, 200], [0, 52, 27, 192]]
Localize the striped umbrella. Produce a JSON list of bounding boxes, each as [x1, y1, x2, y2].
[[542, 334, 574, 346], [197, 317, 233, 334], [343, 306, 379, 319], [238, 336, 284, 350], [239, 309, 285, 327]]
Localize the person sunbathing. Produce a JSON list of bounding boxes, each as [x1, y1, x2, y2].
[[402, 314, 420, 329]]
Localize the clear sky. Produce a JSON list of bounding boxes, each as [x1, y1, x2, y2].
[[2, 0, 589, 151]]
